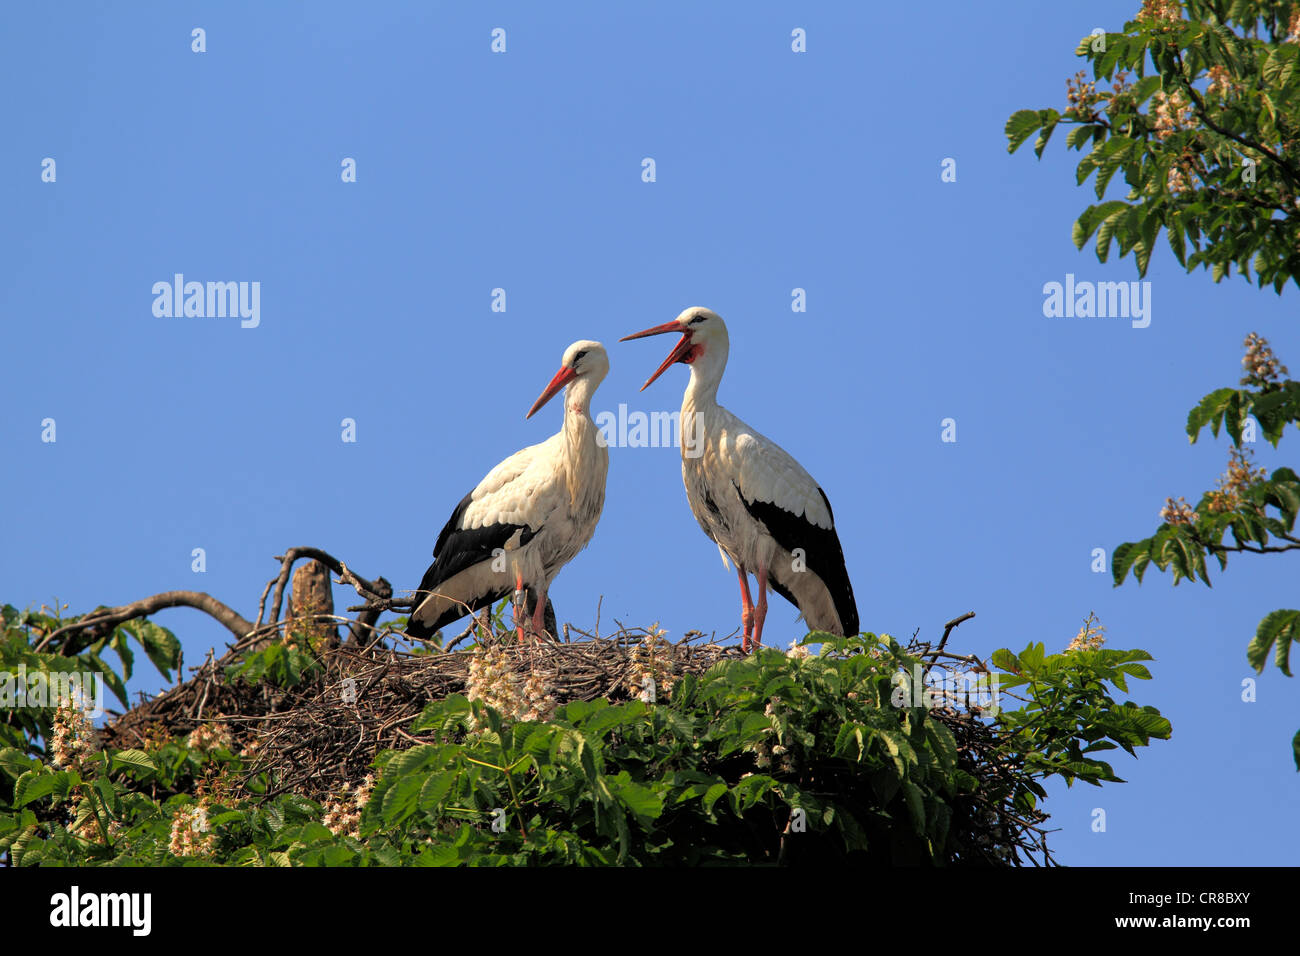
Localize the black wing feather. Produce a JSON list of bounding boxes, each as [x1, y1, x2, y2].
[[408, 491, 537, 639], [734, 483, 859, 636]]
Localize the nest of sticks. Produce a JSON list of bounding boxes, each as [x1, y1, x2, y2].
[[99, 620, 1050, 865], [53, 549, 1046, 863], [101, 620, 742, 802]]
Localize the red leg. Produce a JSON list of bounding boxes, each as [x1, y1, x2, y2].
[[530, 588, 548, 641], [737, 567, 754, 652], [751, 565, 769, 651], [513, 572, 527, 642]]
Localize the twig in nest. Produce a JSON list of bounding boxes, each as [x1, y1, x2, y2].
[[262, 547, 393, 646], [937, 611, 976, 654]]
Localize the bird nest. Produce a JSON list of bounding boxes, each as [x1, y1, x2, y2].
[[101, 625, 742, 803], [100, 622, 1050, 865]]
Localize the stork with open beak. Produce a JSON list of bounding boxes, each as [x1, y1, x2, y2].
[[407, 341, 610, 643], [620, 308, 858, 651]]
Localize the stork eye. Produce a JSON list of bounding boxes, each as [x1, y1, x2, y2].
[[571, 350, 587, 365], [690, 314, 707, 325]]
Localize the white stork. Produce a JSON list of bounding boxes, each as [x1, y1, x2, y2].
[[620, 308, 858, 651], [407, 340, 610, 643]]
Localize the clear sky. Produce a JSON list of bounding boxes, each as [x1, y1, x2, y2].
[[2, 1, 1295, 865]]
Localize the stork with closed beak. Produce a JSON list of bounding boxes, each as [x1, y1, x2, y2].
[[407, 341, 610, 643], [620, 308, 858, 651]]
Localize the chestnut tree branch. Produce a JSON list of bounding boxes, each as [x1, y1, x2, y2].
[[35, 591, 256, 652]]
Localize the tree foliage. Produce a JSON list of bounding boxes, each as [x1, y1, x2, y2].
[[1007, 0, 1300, 289], [1110, 337, 1300, 766], [0, 603, 181, 756], [0, 606, 1169, 866], [1008, 0, 1300, 769]]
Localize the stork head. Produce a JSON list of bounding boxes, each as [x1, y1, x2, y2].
[[526, 339, 609, 419], [619, 307, 728, 391]]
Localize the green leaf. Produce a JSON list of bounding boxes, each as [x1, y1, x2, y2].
[[701, 782, 728, 815], [1224, 392, 1245, 446], [1111, 541, 1143, 586], [834, 722, 868, 761], [1072, 215, 1089, 251], [1186, 388, 1238, 443], [1134, 205, 1159, 276], [1130, 547, 1152, 584], [1092, 140, 1136, 198], [1132, 75, 1162, 104], [1247, 609, 1299, 676], [1066, 124, 1095, 150], [1034, 113, 1062, 159], [1005, 110, 1045, 153], [1018, 642, 1046, 671], [1075, 199, 1129, 250], [925, 721, 959, 774], [379, 774, 424, 826], [730, 774, 776, 813], [900, 779, 926, 833], [108, 630, 134, 682], [1262, 43, 1299, 88], [582, 702, 646, 739], [0, 748, 38, 781], [110, 749, 156, 774], [1165, 215, 1186, 266], [416, 771, 455, 813], [122, 620, 182, 682], [14, 769, 76, 807], [991, 648, 1021, 673], [1096, 208, 1125, 262], [611, 774, 663, 824], [81, 652, 128, 709]]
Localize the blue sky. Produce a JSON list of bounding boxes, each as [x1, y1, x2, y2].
[[2, 2, 1296, 865]]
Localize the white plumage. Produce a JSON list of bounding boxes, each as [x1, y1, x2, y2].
[[622, 308, 858, 651], [407, 340, 610, 642]]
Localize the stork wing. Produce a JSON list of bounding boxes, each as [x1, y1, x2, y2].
[[717, 424, 834, 530], [418, 436, 565, 604], [458, 433, 566, 533], [423, 491, 538, 587], [734, 484, 858, 636], [715, 416, 858, 636]]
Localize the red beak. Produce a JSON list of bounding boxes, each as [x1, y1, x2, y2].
[[619, 321, 693, 391], [526, 365, 577, 419]]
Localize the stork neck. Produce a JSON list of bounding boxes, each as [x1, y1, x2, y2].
[[564, 378, 597, 422], [683, 348, 725, 408], [561, 380, 601, 450], [561, 379, 607, 509]]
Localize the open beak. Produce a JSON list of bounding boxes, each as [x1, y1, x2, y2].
[[526, 365, 577, 419], [619, 321, 692, 391]]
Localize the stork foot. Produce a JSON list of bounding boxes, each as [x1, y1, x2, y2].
[[530, 590, 549, 642], [512, 583, 528, 643], [751, 567, 769, 652], [737, 567, 755, 654]]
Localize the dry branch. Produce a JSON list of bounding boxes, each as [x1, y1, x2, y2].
[[38, 546, 398, 656], [35, 591, 256, 652], [260, 546, 393, 647]]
